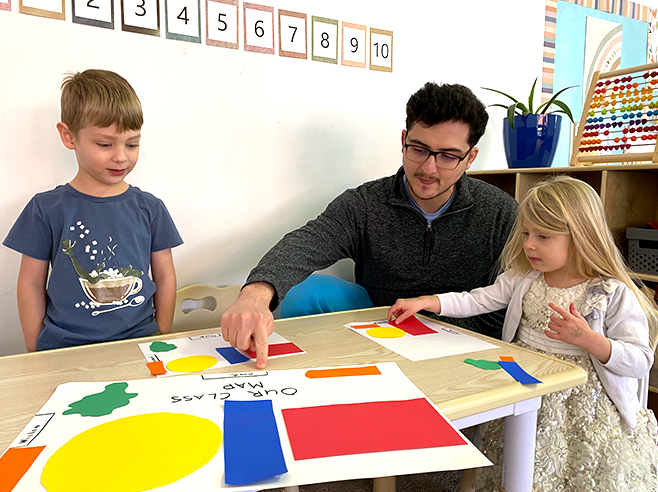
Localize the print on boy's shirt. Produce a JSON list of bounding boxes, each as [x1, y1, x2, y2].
[[62, 219, 144, 317]]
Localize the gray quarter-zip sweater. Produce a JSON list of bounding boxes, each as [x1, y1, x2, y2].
[[246, 167, 518, 338]]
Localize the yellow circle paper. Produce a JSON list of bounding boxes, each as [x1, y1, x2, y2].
[[166, 355, 217, 373], [366, 327, 406, 338], [42, 412, 221, 492]]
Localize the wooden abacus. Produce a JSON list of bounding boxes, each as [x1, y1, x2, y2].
[[571, 61, 658, 166]]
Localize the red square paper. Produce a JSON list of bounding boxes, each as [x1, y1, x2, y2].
[[282, 398, 465, 460], [390, 316, 436, 335], [246, 342, 303, 358]]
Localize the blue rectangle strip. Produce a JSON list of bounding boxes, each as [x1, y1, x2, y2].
[[499, 361, 542, 385], [224, 400, 288, 485], [216, 347, 250, 365]]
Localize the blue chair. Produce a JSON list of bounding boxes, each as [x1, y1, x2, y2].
[[280, 274, 374, 318]]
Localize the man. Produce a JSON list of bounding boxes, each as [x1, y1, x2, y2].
[[222, 82, 519, 369]]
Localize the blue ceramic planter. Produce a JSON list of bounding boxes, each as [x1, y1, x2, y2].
[[503, 114, 562, 168]]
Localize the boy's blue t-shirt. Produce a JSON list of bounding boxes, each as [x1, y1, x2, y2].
[[3, 184, 183, 350]]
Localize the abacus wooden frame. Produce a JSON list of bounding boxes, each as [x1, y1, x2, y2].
[[571, 62, 658, 167]]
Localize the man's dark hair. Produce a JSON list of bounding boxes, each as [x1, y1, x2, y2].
[[405, 82, 488, 147]]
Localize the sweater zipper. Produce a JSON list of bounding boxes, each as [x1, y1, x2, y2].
[[423, 223, 432, 265]]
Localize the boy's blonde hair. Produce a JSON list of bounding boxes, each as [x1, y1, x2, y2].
[[60, 69, 143, 136], [501, 175, 658, 348]]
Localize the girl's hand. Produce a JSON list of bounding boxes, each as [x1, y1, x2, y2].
[[388, 295, 441, 324], [547, 302, 611, 363]]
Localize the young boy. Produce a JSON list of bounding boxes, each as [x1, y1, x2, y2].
[[3, 69, 183, 351]]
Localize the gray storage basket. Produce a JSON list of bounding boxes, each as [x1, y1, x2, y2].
[[627, 227, 658, 275]]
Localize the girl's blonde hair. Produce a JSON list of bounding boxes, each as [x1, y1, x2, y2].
[[501, 175, 658, 348]]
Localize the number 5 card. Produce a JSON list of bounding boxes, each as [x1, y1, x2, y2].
[[206, 0, 238, 49]]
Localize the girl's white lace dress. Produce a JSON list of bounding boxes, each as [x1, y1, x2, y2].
[[474, 274, 658, 492]]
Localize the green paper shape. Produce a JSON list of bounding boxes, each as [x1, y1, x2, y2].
[[464, 358, 502, 370], [63, 382, 138, 417], [149, 341, 177, 353]]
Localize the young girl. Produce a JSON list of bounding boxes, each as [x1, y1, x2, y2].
[[389, 176, 658, 491]]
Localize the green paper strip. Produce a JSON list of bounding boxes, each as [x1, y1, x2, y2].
[[464, 358, 502, 370]]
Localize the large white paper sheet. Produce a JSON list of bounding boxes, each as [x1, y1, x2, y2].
[[346, 318, 499, 361], [4, 363, 490, 491]]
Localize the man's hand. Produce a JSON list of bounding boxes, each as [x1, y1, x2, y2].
[[221, 282, 276, 369]]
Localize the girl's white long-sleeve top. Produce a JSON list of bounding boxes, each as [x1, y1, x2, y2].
[[437, 270, 653, 428]]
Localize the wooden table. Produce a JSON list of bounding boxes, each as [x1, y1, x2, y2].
[[0, 307, 587, 492]]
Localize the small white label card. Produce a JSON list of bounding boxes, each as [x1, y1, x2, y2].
[[206, 0, 238, 49], [278, 9, 306, 59], [1, 0, 12, 12], [20, 0, 64, 20], [121, 0, 160, 36], [243, 2, 274, 54], [72, 0, 114, 29], [342, 22, 366, 68], [370, 27, 393, 72], [312, 15, 338, 64], [166, 0, 200, 42]]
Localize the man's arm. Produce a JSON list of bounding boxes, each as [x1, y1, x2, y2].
[[245, 189, 365, 306], [151, 248, 177, 335], [16, 255, 49, 352], [221, 282, 276, 370], [221, 188, 367, 369]]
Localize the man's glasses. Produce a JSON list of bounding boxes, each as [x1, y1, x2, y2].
[[403, 139, 474, 170]]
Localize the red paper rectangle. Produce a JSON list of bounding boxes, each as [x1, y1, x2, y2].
[[282, 398, 465, 460], [246, 342, 303, 359], [390, 316, 436, 335], [0, 446, 46, 492]]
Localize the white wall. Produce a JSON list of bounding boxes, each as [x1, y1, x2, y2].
[[0, 0, 546, 356]]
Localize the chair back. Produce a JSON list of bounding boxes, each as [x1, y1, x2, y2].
[[173, 284, 241, 332]]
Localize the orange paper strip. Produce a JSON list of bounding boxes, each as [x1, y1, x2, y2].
[[499, 356, 515, 362], [351, 324, 381, 329], [305, 366, 381, 379], [0, 446, 46, 492], [147, 361, 166, 375]]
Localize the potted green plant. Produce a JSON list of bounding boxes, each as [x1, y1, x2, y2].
[[483, 78, 576, 168]]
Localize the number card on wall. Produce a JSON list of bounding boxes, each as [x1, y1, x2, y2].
[[1, 0, 11, 12], [341, 22, 366, 69], [370, 28, 392, 72], [206, 0, 238, 49], [166, 0, 200, 42], [243, 2, 274, 55], [19, 0, 65, 20], [278, 9, 306, 60], [122, 0, 160, 36], [72, 0, 114, 29], [311, 16, 338, 65]]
